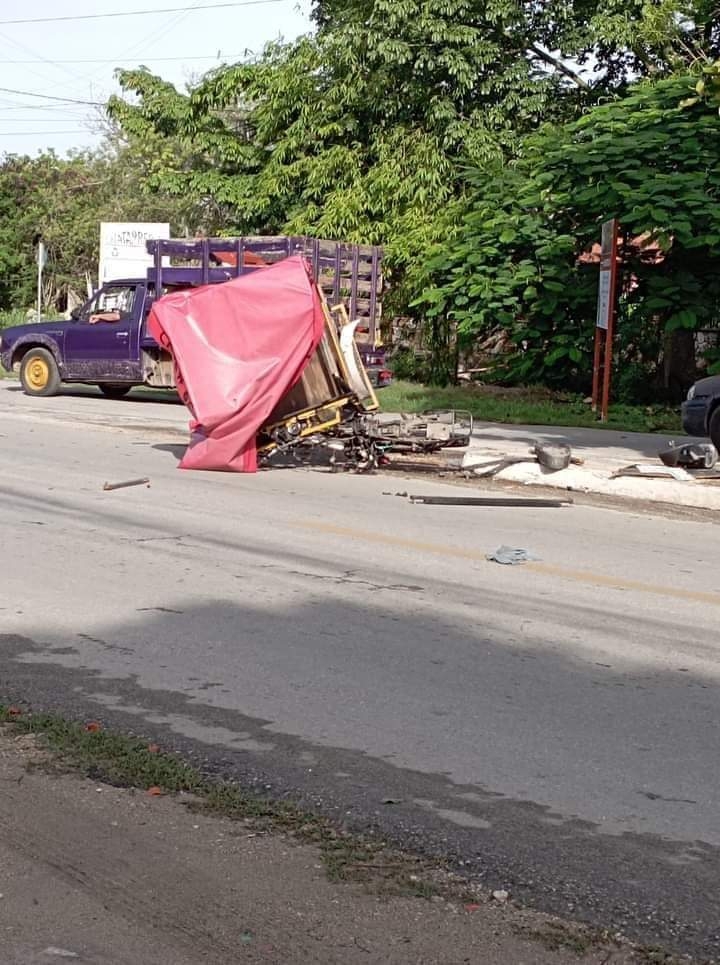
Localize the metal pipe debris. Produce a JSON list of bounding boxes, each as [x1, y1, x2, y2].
[[102, 477, 150, 491], [407, 495, 572, 507]]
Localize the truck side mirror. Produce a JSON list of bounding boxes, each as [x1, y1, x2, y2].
[[70, 305, 82, 320]]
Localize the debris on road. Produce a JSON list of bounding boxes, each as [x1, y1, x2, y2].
[[486, 547, 540, 565], [407, 494, 572, 508], [687, 468, 720, 480], [534, 443, 571, 471], [142, 244, 473, 475], [611, 464, 695, 481], [492, 889, 510, 903], [147, 254, 394, 473], [464, 455, 530, 478], [102, 477, 150, 491], [464, 443, 582, 480], [362, 410, 473, 452], [659, 441, 718, 470]]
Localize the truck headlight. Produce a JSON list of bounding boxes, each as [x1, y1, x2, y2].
[[687, 384, 696, 401]]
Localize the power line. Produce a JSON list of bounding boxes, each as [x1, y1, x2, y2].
[[0, 54, 242, 65], [0, 87, 102, 106], [0, 26, 81, 86], [0, 104, 90, 113], [0, 117, 92, 122], [0, 1, 284, 27], [0, 130, 89, 136]]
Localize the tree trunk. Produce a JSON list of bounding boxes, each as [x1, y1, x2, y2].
[[663, 328, 696, 401]]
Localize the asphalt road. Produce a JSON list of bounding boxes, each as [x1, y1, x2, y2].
[[1, 382, 719, 959]]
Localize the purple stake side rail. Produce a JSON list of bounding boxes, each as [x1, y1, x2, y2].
[[0, 235, 384, 398]]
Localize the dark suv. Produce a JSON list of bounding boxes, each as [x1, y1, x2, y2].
[[681, 375, 720, 448]]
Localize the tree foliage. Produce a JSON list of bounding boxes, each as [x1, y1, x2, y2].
[[0, 133, 202, 311], [419, 73, 720, 395], [106, 0, 720, 333], [110, 0, 652, 310]]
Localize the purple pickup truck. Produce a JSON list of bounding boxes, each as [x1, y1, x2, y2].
[[0, 236, 390, 397]]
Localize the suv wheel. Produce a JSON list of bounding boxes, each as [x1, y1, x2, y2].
[[709, 406, 720, 452]]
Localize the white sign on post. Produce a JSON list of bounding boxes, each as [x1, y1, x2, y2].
[[596, 270, 612, 330], [98, 222, 170, 285]]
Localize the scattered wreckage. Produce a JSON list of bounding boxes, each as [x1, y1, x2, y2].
[[144, 246, 472, 473]]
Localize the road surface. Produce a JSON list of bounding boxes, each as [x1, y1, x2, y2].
[[1, 383, 719, 958]]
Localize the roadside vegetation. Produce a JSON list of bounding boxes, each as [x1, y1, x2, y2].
[[0, 310, 26, 329], [378, 382, 683, 434]]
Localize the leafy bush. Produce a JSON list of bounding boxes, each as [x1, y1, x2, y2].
[[416, 74, 720, 400]]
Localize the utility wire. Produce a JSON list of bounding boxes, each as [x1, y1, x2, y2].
[[0, 100, 90, 111], [0, 1, 284, 27], [0, 87, 103, 106], [0, 117, 91, 121], [0, 54, 242, 64], [0, 130, 89, 136]]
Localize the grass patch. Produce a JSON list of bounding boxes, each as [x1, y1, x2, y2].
[[0, 309, 27, 329], [378, 380, 682, 434], [517, 921, 616, 956]]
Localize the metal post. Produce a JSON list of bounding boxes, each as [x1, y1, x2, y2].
[[592, 219, 619, 422], [155, 240, 163, 293], [591, 329, 602, 413], [36, 240, 45, 322], [350, 245, 359, 323], [600, 224, 619, 422], [368, 247, 379, 346]]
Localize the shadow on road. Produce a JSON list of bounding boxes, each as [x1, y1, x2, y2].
[[5, 384, 182, 405], [152, 443, 187, 460]]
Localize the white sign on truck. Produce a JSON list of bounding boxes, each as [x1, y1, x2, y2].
[[98, 222, 170, 284]]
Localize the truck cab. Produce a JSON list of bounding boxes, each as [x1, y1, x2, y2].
[[0, 279, 153, 397]]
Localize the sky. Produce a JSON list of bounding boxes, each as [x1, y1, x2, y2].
[[0, 0, 313, 156]]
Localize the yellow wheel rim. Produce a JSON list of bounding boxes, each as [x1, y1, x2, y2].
[[26, 356, 49, 390]]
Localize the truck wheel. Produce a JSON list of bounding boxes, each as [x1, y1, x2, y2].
[[708, 406, 720, 452], [99, 384, 132, 399], [19, 347, 60, 397]]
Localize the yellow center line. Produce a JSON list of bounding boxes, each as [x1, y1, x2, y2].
[[293, 519, 720, 608]]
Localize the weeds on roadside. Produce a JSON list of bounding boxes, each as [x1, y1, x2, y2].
[[379, 381, 681, 434]]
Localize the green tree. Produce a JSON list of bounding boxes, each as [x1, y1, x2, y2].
[[0, 133, 203, 312], [110, 0, 637, 316], [419, 73, 720, 396], [106, 0, 720, 365]]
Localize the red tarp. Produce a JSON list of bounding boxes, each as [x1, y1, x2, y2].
[[147, 255, 326, 473]]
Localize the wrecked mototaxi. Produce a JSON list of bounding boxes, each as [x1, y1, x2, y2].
[[147, 255, 392, 472]]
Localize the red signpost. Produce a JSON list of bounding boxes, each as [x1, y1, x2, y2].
[[591, 218, 619, 422]]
